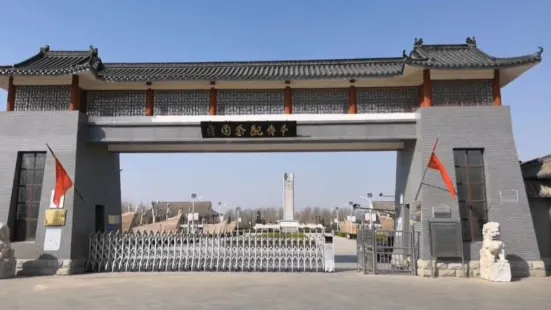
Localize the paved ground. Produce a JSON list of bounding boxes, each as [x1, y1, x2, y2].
[[2, 271, 549, 309], [1, 237, 549, 309], [334, 235, 358, 271]]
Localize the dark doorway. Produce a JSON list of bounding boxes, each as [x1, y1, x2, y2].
[[95, 205, 105, 233]]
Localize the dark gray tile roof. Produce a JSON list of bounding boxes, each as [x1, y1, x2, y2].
[[0, 38, 542, 82], [0, 45, 102, 76], [97, 58, 404, 82], [136, 201, 218, 224], [521, 154, 551, 180], [371, 201, 395, 211], [150, 201, 218, 219], [524, 180, 551, 199], [409, 40, 542, 69]]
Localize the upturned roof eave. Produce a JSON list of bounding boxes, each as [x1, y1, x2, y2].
[[404, 57, 542, 71], [0, 41, 543, 81]]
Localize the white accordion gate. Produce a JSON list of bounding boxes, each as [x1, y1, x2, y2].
[[87, 230, 334, 273]]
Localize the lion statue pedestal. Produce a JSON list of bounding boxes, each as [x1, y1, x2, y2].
[[0, 222, 16, 279], [479, 222, 511, 282]]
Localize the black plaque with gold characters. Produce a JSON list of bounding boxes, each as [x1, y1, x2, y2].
[[200, 121, 297, 138]]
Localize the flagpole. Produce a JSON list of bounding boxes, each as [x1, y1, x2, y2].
[[413, 136, 439, 202], [46, 143, 88, 204]]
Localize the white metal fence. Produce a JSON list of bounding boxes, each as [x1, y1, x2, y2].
[[357, 226, 419, 275], [87, 230, 334, 273]]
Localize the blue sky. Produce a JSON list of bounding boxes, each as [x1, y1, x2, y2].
[[0, 0, 549, 210]]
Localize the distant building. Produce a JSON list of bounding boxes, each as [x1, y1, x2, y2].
[[521, 154, 551, 265], [122, 201, 221, 232], [371, 201, 396, 217], [149, 201, 220, 224]]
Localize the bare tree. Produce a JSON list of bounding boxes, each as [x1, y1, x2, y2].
[[121, 201, 134, 213], [225, 209, 236, 222], [263, 207, 278, 223]]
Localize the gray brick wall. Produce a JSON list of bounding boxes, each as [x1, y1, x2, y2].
[[414, 106, 540, 262], [395, 140, 423, 208], [0, 111, 81, 259], [0, 111, 121, 262], [71, 140, 121, 259]]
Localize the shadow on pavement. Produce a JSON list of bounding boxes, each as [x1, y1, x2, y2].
[[335, 255, 357, 263]]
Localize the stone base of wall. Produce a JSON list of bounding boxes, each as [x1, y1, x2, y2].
[[417, 259, 549, 278], [15, 259, 87, 276], [0, 259, 16, 279]]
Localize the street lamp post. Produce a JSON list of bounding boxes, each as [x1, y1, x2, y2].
[[359, 193, 374, 229], [191, 193, 197, 232], [218, 201, 228, 223], [334, 207, 339, 231], [190, 193, 203, 233], [236, 207, 241, 231]]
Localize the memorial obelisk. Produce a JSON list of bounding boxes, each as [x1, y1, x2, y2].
[[279, 173, 300, 232]]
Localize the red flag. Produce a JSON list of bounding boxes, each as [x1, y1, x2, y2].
[[53, 157, 73, 207], [427, 151, 457, 200], [46, 144, 74, 208]]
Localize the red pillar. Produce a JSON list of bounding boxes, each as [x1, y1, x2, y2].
[[421, 69, 432, 108], [284, 86, 292, 114], [146, 88, 154, 116], [348, 85, 357, 114], [492, 70, 502, 107], [6, 76, 16, 111], [70, 75, 80, 111]]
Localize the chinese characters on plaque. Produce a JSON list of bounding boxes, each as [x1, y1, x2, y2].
[[200, 121, 297, 138]]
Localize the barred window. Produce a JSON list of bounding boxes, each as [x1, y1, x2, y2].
[[453, 149, 487, 241], [11, 152, 46, 241]]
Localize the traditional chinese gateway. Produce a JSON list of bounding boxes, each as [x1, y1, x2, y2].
[[0, 37, 547, 276]]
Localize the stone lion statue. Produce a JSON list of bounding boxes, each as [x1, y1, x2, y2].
[[479, 222, 511, 282], [480, 222, 506, 263]]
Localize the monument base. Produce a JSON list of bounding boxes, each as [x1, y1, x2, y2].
[[481, 260, 512, 282], [278, 220, 300, 233]]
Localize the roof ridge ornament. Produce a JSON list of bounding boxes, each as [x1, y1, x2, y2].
[[40, 45, 50, 54], [89, 45, 99, 57], [536, 46, 544, 57], [466, 37, 477, 47], [402, 50, 408, 58], [414, 38, 423, 48]]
